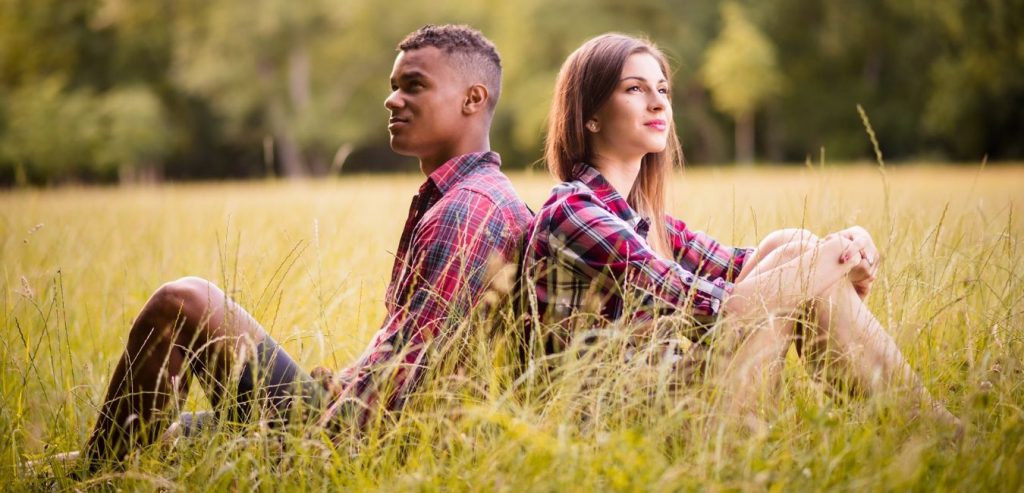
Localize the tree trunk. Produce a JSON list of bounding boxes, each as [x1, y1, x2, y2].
[[288, 44, 311, 111], [285, 43, 317, 176], [268, 97, 307, 178], [735, 110, 755, 165], [259, 51, 308, 179]]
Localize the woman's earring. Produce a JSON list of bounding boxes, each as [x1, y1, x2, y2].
[[587, 121, 599, 133]]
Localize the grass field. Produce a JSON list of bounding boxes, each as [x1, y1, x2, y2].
[[2, 163, 1023, 491]]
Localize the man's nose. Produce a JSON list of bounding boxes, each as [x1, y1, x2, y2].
[[385, 91, 403, 111]]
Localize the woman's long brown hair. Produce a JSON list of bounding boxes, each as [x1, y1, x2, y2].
[[544, 33, 683, 258]]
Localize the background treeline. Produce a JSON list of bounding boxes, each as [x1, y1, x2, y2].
[[0, 0, 1021, 185]]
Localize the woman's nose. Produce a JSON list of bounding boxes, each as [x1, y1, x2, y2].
[[648, 93, 666, 112]]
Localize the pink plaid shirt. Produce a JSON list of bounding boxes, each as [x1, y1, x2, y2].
[[524, 163, 751, 337], [328, 151, 531, 426]]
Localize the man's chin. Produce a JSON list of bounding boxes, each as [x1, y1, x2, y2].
[[388, 137, 417, 157]]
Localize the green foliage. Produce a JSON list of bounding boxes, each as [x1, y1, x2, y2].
[[0, 79, 103, 183], [0, 0, 1021, 183], [0, 80, 171, 184], [702, 2, 782, 120], [913, 0, 1024, 158], [96, 87, 172, 179]]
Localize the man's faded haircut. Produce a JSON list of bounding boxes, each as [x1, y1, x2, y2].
[[398, 24, 502, 113]]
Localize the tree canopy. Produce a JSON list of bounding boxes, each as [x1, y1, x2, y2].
[[0, 0, 1020, 184], [702, 2, 783, 163]]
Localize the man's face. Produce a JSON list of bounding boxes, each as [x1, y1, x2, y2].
[[385, 47, 467, 160]]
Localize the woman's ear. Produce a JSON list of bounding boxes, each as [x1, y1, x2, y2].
[[462, 84, 489, 115], [586, 119, 601, 133]]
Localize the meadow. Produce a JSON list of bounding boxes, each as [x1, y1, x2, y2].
[[2, 163, 1022, 491]]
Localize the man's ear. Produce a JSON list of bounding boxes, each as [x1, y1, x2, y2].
[[462, 84, 489, 115]]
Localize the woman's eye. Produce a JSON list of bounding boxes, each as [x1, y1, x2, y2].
[[627, 85, 641, 93]]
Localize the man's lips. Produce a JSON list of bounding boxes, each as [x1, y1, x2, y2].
[[388, 116, 409, 130], [644, 119, 667, 131]]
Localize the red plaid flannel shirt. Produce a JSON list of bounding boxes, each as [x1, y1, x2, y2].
[[524, 163, 751, 332], [328, 151, 531, 426]]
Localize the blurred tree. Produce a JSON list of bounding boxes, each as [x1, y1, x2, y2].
[[0, 0, 116, 90], [96, 87, 172, 183], [1, 0, 1021, 185], [0, 79, 102, 184], [171, 0, 331, 177], [702, 2, 783, 164], [904, 0, 1024, 159]]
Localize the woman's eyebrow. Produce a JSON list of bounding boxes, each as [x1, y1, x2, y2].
[[620, 76, 667, 84]]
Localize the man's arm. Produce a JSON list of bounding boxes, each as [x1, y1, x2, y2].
[[319, 193, 517, 430]]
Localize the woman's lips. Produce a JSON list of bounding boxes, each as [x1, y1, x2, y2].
[[644, 119, 667, 131]]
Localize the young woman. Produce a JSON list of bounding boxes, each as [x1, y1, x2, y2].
[[523, 33, 958, 426]]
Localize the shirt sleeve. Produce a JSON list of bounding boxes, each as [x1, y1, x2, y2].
[[548, 191, 731, 324], [330, 192, 517, 428], [664, 214, 752, 283]]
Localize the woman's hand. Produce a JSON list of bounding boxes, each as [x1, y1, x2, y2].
[[837, 226, 879, 299]]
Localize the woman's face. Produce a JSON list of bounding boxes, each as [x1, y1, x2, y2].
[[589, 52, 672, 165]]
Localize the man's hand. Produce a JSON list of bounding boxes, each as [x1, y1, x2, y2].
[[837, 226, 879, 299], [310, 366, 346, 401]]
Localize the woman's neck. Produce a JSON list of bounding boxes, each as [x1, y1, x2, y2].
[[591, 152, 642, 199]]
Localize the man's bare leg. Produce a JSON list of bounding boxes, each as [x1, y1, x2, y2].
[[83, 276, 269, 467]]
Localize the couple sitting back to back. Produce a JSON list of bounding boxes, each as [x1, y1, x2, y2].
[[83, 25, 956, 468]]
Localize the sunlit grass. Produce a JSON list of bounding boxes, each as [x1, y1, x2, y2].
[[2, 163, 1022, 491]]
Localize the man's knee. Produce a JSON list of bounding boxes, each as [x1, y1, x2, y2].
[[149, 276, 216, 319]]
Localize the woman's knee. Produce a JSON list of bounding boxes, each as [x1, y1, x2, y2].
[[760, 228, 819, 259]]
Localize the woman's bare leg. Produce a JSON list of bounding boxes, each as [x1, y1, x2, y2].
[[799, 281, 959, 425], [718, 234, 956, 426], [713, 232, 838, 415], [83, 276, 269, 466]]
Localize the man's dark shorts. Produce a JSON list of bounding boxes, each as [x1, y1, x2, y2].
[[178, 335, 327, 435]]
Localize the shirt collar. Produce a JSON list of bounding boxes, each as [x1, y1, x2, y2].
[[425, 151, 500, 195], [572, 163, 648, 234]]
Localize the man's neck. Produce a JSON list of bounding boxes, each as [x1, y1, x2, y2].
[[419, 136, 491, 177]]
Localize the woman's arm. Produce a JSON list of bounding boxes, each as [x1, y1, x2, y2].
[[724, 233, 871, 317], [664, 214, 751, 283], [547, 192, 729, 322]]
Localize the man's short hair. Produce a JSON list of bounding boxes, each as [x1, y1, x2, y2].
[[398, 24, 502, 113]]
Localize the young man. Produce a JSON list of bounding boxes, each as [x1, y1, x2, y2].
[[81, 24, 532, 466]]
